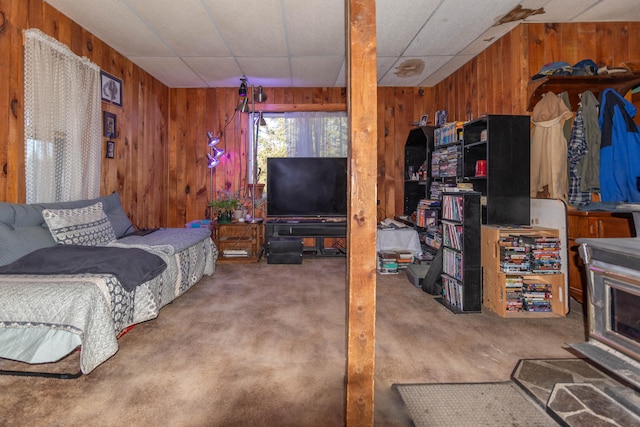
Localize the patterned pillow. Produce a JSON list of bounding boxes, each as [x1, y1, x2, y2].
[[43, 202, 117, 246]]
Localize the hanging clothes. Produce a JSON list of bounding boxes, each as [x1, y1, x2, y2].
[[530, 91, 574, 201], [599, 88, 640, 202], [576, 90, 601, 192], [567, 110, 591, 206]]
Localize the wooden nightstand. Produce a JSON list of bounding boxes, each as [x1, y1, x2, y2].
[[209, 221, 263, 263]]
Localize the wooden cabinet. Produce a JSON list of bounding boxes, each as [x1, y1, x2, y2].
[[210, 222, 263, 263], [481, 225, 567, 318], [567, 210, 635, 303]]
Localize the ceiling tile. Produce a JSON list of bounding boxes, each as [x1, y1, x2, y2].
[[404, 0, 522, 56], [202, 0, 288, 57], [460, 21, 520, 55], [235, 57, 293, 87], [284, 0, 345, 56], [376, 0, 441, 56], [182, 57, 244, 87], [376, 57, 401, 82], [45, 0, 172, 56], [291, 57, 344, 87], [378, 56, 453, 86], [130, 57, 206, 88], [125, 0, 230, 56], [520, 0, 598, 22], [418, 55, 474, 87], [571, 0, 640, 21]]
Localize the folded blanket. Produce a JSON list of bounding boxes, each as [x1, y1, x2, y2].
[[0, 245, 166, 291]]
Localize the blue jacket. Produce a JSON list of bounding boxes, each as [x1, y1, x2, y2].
[[599, 89, 640, 202]]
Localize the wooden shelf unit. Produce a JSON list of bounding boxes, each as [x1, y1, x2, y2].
[[481, 225, 567, 318], [210, 221, 263, 263]]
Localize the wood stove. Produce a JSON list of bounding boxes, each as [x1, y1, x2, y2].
[[574, 211, 640, 391]]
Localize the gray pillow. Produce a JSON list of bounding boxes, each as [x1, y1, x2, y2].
[[100, 192, 134, 238], [43, 202, 117, 246]]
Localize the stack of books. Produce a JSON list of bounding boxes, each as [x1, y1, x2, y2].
[[223, 248, 249, 257], [395, 251, 413, 270], [377, 251, 398, 274]]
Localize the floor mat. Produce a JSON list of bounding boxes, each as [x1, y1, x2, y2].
[[393, 382, 557, 427]]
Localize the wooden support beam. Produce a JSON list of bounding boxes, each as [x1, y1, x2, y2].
[[345, 0, 377, 425]]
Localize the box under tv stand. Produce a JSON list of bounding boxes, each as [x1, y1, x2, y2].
[[264, 218, 347, 257]]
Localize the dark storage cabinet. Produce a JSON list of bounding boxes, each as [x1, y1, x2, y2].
[[462, 115, 530, 225], [440, 191, 481, 313], [404, 126, 436, 216]]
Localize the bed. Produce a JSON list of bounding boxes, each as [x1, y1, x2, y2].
[[0, 193, 218, 375]]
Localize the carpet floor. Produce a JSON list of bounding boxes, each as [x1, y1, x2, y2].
[[0, 257, 587, 426]]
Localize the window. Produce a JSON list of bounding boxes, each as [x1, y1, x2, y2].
[[254, 111, 348, 185], [23, 29, 102, 203]]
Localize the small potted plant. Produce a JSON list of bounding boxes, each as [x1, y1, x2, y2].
[[208, 191, 243, 224]]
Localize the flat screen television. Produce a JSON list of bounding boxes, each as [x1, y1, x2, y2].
[[266, 157, 347, 218]]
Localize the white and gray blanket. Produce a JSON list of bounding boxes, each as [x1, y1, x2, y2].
[[0, 228, 216, 374]]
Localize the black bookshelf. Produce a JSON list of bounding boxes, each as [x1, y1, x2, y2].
[[403, 126, 436, 216], [462, 115, 530, 225], [439, 191, 481, 313]]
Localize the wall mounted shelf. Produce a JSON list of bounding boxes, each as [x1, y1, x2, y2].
[[527, 73, 640, 111]]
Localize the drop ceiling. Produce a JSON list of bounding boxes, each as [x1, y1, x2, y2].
[[44, 0, 640, 89]]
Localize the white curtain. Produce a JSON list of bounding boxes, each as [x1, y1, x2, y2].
[[284, 111, 348, 157], [24, 29, 102, 203]]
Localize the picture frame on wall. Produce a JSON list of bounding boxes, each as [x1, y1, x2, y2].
[[103, 111, 116, 138], [106, 140, 115, 159], [420, 114, 428, 127], [100, 70, 123, 107]]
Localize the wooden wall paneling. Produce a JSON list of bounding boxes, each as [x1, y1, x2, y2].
[[1, 1, 16, 201], [629, 22, 640, 64], [512, 25, 529, 115], [168, 88, 186, 227], [9, 1, 29, 203], [144, 70, 168, 228], [595, 23, 614, 67], [560, 24, 579, 66], [0, 2, 9, 201], [476, 50, 488, 118], [544, 23, 562, 63], [612, 23, 630, 66], [502, 34, 515, 115], [489, 42, 503, 115], [576, 22, 596, 62], [121, 62, 139, 228], [450, 72, 461, 120], [378, 88, 395, 219], [465, 57, 477, 120], [181, 88, 203, 227]]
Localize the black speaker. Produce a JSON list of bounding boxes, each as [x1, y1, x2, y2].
[[266, 237, 304, 264]]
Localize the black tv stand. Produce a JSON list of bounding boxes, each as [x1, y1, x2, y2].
[[264, 218, 347, 257]]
